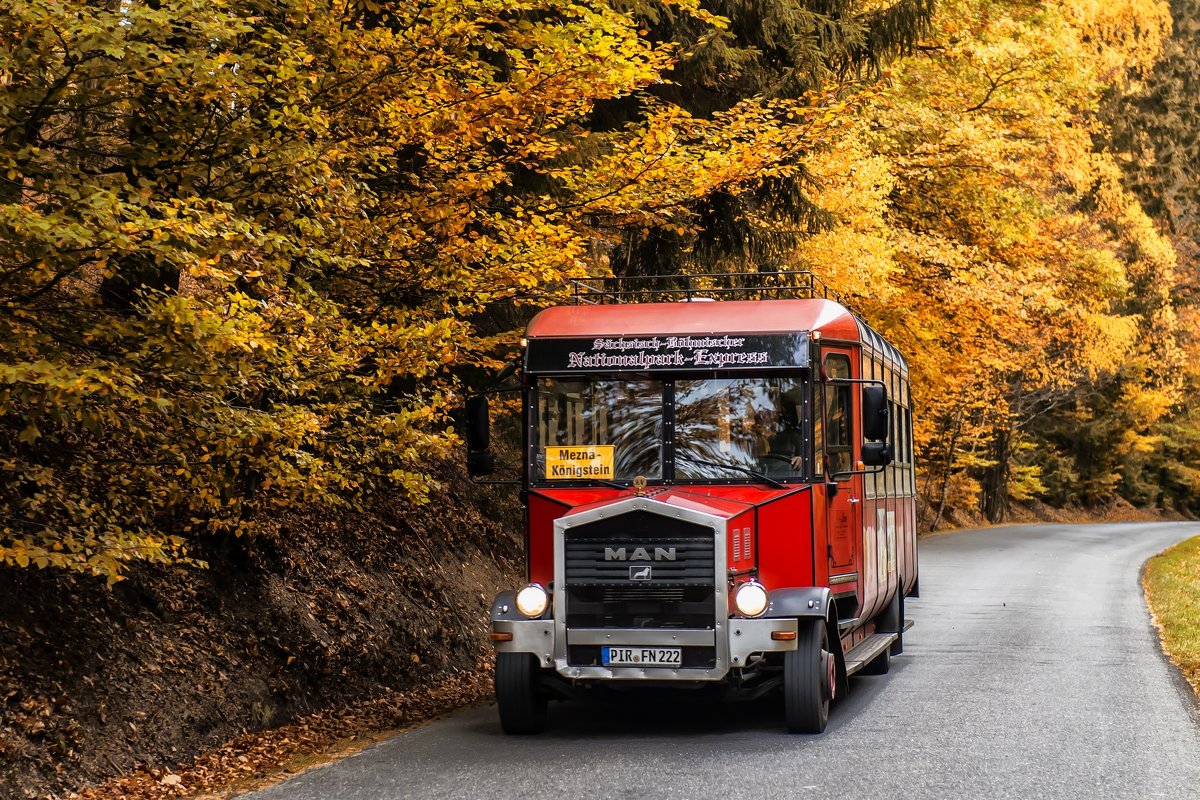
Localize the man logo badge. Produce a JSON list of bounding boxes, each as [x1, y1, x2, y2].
[[630, 565, 652, 581]]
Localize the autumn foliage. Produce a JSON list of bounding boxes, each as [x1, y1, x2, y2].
[[0, 0, 1194, 581], [836, 0, 1191, 523]]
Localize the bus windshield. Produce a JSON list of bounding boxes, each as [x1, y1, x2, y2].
[[533, 375, 807, 484], [535, 377, 664, 481], [675, 377, 805, 480]]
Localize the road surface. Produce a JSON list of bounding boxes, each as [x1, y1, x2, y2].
[[244, 522, 1200, 800]]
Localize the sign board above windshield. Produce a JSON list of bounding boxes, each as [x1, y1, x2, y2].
[[525, 333, 811, 373]]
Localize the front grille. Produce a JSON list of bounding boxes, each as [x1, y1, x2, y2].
[[562, 511, 717, 634], [565, 585, 715, 629], [564, 537, 714, 585], [601, 587, 685, 602]]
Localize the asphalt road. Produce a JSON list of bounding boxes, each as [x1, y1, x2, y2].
[[244, 522, 1200, 800]]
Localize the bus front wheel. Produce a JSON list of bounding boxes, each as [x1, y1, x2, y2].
[[784, 618, 833, 733], [495, 652, 548, 734]]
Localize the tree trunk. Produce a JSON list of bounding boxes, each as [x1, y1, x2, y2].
[[929, 410, 961, 531], [981, 427, 1011, 523]]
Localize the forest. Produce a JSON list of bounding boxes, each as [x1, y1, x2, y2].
[[1, 0, 1196, 583], [1, 0, 1198, 795]]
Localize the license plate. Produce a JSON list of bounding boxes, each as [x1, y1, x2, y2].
[[601, 646, 682, 667]]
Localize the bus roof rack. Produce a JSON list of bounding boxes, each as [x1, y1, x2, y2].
[[569, 270, 849, 307]]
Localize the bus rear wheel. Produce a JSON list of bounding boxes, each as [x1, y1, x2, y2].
[[495, 653, 548, 734], [784, 618, 833, 733]]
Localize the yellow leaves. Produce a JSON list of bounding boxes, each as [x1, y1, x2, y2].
[[791, 129, 899, 299], [552, 86, 871, 231], [1060, 0, 1173, 78], [796, 229, 896, 299], [0, 527, 192, 583], [1120, 383, 1177, 432], [7, 0, 743, 581], [848, 0, 1190, 515], [3, 545, 32, 569], [10, 0, 1179, 568], [1007, 462, 1047, 502], [17, 421, 40, 444], [806, 143, 895, 227]]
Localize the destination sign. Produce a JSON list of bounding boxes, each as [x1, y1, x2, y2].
[[544, 446, 615, 480], [525, 333, 810, 373]]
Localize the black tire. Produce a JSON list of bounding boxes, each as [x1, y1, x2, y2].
[[878, 582, 904, 656], [784, 618, 834, 734], [860, 643, 891, 675], [892, 588, 905, 656], [495, 653, 547, 734]]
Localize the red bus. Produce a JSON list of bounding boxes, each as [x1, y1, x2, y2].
[[467, 273, 917, 734]]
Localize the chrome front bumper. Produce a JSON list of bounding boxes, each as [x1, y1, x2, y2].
[[491, 616, 799, 681]]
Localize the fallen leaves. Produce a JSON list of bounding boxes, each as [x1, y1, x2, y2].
[[72, 665, 494, 800]]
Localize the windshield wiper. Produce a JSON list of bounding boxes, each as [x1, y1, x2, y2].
[[673, 453, 786, 489]]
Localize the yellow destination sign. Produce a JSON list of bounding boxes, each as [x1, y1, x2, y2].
[[545, 446, 615, 480]]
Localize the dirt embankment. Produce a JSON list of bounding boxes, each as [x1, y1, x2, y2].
[[0, 464, 524, 799]]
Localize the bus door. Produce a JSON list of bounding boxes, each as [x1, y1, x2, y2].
[[821, 350, 861, 615]]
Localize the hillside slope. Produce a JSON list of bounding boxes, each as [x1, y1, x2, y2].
[[0, 463, 523, 798]]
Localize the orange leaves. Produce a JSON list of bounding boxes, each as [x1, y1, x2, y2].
[[801, 0, 1184, 518], [0, 1, 685, 580], [551, 87, 872, 237], [0, 0, 1177, 570], [1060, 0, 1173, 79], [390, 1, 672, 156]]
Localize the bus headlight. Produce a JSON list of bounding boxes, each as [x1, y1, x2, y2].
[[515, 583, 550, 618], [734, 581, 769, 618]]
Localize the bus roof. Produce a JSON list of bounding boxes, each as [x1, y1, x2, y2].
[[527, 298, 857, 340], [526, 298, 906, 373]]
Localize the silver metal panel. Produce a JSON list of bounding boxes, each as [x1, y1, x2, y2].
[[829, 572, 858, 586], [556, 665, 719, 681], [492, 619, 555, 667], [554, 496, 730, 682], [567, 628, 715, 647], [728, 617, 799, 666]]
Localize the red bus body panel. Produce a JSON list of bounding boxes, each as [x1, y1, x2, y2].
[[521, 296, 917, 658], [526, 299, 860, 341], [530, 485, 822, 596]]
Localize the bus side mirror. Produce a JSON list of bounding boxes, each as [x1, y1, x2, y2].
[[466, 395, 495, 477], [468, 450, 495, 477], [862, 441, 893, 467], [862, 384, 889, 442]]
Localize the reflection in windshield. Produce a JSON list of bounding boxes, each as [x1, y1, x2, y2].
[[533, 376, 806, 483], [675, 378, 805, 480], [536, 378, 663, 480]]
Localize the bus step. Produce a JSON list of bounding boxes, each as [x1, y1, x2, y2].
[[844, 632, 898, 676]]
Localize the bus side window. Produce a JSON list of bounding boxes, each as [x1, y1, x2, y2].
[[812, 383, 825, 477], [825, 354, 852, 475]]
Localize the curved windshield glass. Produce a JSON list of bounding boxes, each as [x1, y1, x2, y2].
[[674, 377, 805, 480], [532, 375, 807, 483], [535, 377, 663, 481]]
